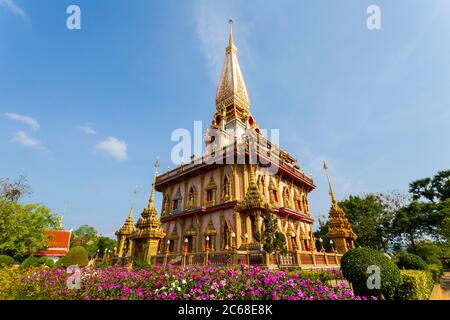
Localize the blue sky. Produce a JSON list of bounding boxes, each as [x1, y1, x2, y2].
[[1, 0, 449, 237]]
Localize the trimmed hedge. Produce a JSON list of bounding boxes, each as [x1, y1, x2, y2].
[[341, 247, 402, 300], [397, 252, 428, 271], [428, 264, 443, 283], [398, 270, 434, 300], [0, 255, 14, 267], [61, 246, 89, 267], [21, 256, 54, 267]]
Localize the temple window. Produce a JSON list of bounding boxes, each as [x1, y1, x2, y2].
[[188, 186, 197, 208], [222, 175, 232, 200], [162, 195, 169, 214], [168, 240, 175, 253], [206, 189, 213, 202], [172, 187, 182, 212], [269, 179, 278, 204], [283, 187, 291, 208], [205, 174, 217, 206]]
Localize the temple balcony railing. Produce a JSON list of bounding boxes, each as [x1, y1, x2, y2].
[[152, 249, 342, 269]]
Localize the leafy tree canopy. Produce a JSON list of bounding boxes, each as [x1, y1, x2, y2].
[[0, 200, 59, 260], [262, 210, 287, 266]]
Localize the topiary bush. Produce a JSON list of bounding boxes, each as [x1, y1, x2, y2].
[[341, 247, 402, 300], [397, 252, 429, 271], [398, 270, 434, 300], [61, 246, 89, 267], [0, 255, 14, 267]]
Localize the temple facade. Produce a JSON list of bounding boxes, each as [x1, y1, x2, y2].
[[115, 20, 356, 268]]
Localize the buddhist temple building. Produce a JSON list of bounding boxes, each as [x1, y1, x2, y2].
[[35, 230, 72, 262], [115, 19, 356, 268]]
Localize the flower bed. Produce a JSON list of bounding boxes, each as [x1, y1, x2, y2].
[[5, 265, 376, 300]]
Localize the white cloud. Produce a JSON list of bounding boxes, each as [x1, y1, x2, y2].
[[10, 131, 42, 149], [195, 6, 228, 82], [0, 0, 28, 21], [79, 126, 96, 135], [5, 112, 40, 131], [96, 137, 128, 161]]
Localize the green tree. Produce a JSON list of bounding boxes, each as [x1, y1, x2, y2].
[[0, 200, 59, 260], [391, 201, 427, 251], [339, 193, 396, 252], [313, 216, 331, 252], [71, 225, 99, 257], [393, 170, 450, 246], [95, 236, 116, 258], [262, 210, 287, 267], [409, 170, 450, 203]]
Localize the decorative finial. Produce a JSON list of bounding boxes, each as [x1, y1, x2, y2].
[[228, 17, 234, 48], [129, 185, 138, 217], [148, 160, 159, 207], [323, 161, 337, 205], [155, 157, 160, 174]]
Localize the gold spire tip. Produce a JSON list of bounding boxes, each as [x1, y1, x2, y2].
[[228, 17, 234, 47], [323, 161, 336, 205]]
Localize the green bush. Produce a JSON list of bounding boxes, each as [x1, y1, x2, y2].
[[40, 257, 54, 267], [397, 252, 429, 271], [428, 264, 443, 283], [0, 255, 14, 267], [61, 246, 89, 267], [21, 256, 55, 268], [287, 269, 335, 283], [21, 256, 40, 267], [398, 270, 434, 300], [341, 247, 402, 300]]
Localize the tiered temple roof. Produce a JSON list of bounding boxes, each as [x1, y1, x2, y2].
[[133, 171, 165, 240]]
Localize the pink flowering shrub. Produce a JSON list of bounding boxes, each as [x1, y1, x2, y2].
[[8, 265, 376, 300]]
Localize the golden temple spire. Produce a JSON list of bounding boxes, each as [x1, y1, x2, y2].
[[215, 18, 250, 111], [323, 161, 337, 206], [148, 159, 159, 209]]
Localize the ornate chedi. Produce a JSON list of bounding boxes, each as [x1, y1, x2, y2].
[[324, 162, 357, 253], [115, 202, 135, 258], [152, 19, 318, 261], [130, 168, 166, 264], [114, 19, 353, 268]]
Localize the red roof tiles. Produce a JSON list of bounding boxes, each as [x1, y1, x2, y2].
[[35, 230, 72, 257]]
